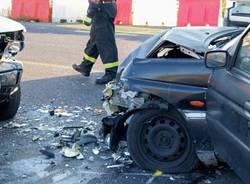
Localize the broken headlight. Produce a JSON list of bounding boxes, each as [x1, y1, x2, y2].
[[2, 41, 23, 61]]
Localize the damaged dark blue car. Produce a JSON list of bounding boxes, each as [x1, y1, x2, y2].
[[102, 27, 244, 173]]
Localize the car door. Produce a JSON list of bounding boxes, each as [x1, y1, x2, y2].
[[206, 26, 250, 184]]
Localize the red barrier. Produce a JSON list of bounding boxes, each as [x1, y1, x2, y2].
[[178, 0, 220, 26], [115, 0, 132, 25], [11, 0, 51, 22]]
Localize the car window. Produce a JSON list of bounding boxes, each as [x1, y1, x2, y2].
[[235, 32, 250, 74]]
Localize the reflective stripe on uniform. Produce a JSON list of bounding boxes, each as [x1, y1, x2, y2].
[[84, 16, 92, 24], [104, 61, 120, 69], [84, 53, 97, 63]]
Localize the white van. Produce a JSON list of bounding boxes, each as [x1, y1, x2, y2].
[[224, 0, 250, 26]]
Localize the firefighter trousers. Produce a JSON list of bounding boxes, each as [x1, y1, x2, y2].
[[83, 6, 119, 74]]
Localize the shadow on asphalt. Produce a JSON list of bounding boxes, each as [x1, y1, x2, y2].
[[21, 73, 105, 107]]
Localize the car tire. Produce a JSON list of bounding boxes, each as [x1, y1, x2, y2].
[[0, 86, 21, 121], [127, 109, 198, 173]]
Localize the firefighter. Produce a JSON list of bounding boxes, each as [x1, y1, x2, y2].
[[72, 0, 119, 85]]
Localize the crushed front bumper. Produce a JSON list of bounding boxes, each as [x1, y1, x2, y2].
[[102, 82, 146, 116]]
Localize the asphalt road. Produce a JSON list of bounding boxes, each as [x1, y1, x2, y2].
[[0, 23, 244, 184]]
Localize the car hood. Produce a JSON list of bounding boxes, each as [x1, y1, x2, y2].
[[160, 27, 243, 53], [118, 27, 243, 75], [0, 16, 26, 33]]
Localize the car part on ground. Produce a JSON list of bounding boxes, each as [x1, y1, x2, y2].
[[102, 27, 245, 173], [0, 16, 25, 120]]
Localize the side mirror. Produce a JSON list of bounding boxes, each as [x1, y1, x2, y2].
[[205, 50, 228, 68]]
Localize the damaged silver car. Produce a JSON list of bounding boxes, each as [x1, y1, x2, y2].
[[102, 27, 244, 173], [0, 16, 25, 120]]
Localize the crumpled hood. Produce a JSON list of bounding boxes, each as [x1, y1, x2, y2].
[[118, 30, 167, 74], [118, 27, 243, 78], [0, 16, 26, 33]]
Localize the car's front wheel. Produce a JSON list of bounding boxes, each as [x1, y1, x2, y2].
[[0, 86, 21, 121], [127, 109, 198, 173]]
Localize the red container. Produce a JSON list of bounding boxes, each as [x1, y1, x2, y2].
[[11, 0, 51, 22], [115, 0, 132, 25], [177, 0, 220, 26]]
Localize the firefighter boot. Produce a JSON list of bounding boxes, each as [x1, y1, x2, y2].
[[72, 61, 93, 77], [95, 70, 116, 85]]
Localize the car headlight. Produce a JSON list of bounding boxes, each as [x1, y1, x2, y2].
[[2, 41, 22, 60]]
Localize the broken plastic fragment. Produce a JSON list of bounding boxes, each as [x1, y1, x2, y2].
[[85, 106, 93, 112], [169, 176, 175, 181], [88, 156, 94, 162], [94, 108, 103, 115], [11, 123, 27, 128], [76, 153, 84, 160], [107, 164, 125, 169], [32, 136, 41, 141], [153, 170, 163, 177], [62, 144, 80, 158], [92, 148, 100, 155], [112, 153, 121, 161]]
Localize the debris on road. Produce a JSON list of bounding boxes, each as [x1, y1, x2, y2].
[[32, 136, 41, 141], [78, 134, 98, 145], [153, 170, 163, 177], [107, 164, 125, 169], [76, 153, 84, 160], [92, 147, 100, 155], [62, 144, 80, 158]]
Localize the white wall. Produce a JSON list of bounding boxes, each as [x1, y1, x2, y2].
[[52, 0, 89, 23], [0, 0, 12, 17], [132, 0, 178, 26]]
